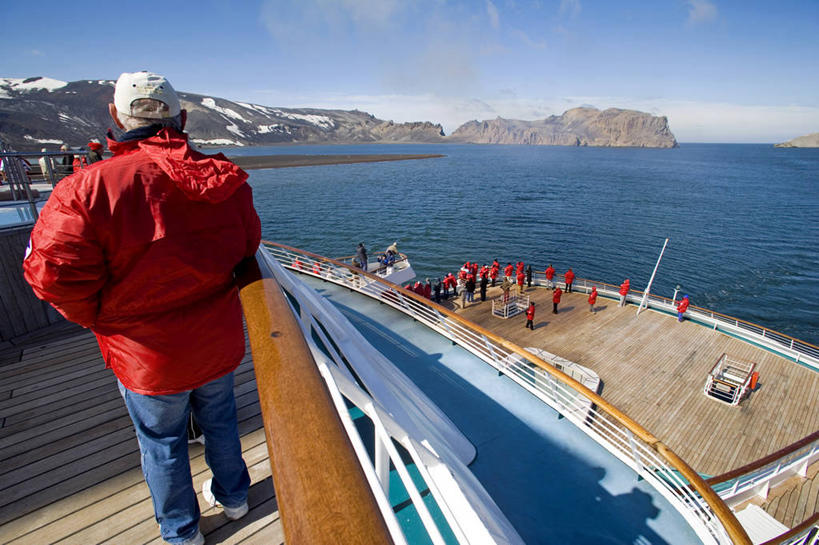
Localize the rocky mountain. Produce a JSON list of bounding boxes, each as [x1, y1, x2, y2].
[[0, 77, 445, 151], [450, 107, 678, 148], [774, 133, 819, 148]]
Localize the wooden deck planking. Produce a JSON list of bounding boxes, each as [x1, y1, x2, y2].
[[0, 324, 282, 544], [455, 284, 819, 477]]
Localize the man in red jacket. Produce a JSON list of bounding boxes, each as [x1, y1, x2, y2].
[[525, 302, 535, 330], [544, 264, 555, 290], [553, 287, 563, 314], [564, 267, 575, 293], [23, 72, 260, 545], [619, 278, 630, 307]]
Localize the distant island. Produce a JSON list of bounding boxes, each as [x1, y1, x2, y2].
[[1, 76, 676, 151], [450, 107, 677, 148], [774, 133, 819, 148]]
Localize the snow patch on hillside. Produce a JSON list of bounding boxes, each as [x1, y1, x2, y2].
[[24, 136, 64, 144], [2, 77, 68, 92], [225, 124, 245, 137], [192, 138, 244, 146], [257, 124, 290, 134], [269, 109, 334, 129], [201, 97, 249, 123]]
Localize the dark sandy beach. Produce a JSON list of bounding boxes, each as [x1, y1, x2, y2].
[[228, 153, 444, 170]]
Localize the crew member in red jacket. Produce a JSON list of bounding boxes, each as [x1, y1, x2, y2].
[[489, 263, 499, 286], [564, 268, 575, 293], [544, 264, 555, 290], [619, 278, 630, 307], [516, 270, 526, 295], [677, 295, 690, 322], [23, 72, 260, 545], [553, 287, 563, 314], [588, 286, 598, 313], [504, 262, 514, 280], [525, 302, 536, 330]]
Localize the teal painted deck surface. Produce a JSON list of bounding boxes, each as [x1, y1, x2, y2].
[[304, 275, 702, 544]]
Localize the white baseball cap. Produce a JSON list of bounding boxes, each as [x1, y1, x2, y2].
[[114, 71, 181, 119]]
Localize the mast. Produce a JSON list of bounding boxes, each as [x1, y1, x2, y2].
[[636, 238, 669, 316]]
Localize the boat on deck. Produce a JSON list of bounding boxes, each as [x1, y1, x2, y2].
[[1, 237, 817, 545]]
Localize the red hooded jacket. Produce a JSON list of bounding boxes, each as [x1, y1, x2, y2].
[[23, 128, 261, 395], [526, 304, 535, 320], [565, 269, 575, 284], [553, 288, 562, 303], [677, 297, 690, 313], [619, 280, 630, 296], [545, 266, 555, 280], [588, 288, 598, 305]]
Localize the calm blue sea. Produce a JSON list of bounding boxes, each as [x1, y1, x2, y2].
[[227, 143, 819, 346]]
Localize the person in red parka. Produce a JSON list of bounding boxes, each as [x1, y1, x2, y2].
[[564, 268, 575, 293], [504, 262, 514, 281], [553, 286, 562, 314], [489, 263, 499, 286], [588, 286, 598, 313], [516, 270, 526, 295], [525, 302, 535, 330], [23, 72, 260, 545], [619, 278, 630, 307], [677, 295, 690, 322], [544, 264, 555, 290]]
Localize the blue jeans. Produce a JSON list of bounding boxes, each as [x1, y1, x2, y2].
[[118, 372, 250, 543]]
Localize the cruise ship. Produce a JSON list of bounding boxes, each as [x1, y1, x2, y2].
[[1, 150, 817, 544]]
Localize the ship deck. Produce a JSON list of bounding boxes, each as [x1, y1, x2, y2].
[[1, 280, 817, 543], [0, 324, 282, 545], [450, 283, 819, 477]]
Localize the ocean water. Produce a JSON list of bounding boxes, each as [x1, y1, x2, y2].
[[234, 143, 819, 346]]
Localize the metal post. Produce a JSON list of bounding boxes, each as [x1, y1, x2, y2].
[[636, 238, 669, 316]]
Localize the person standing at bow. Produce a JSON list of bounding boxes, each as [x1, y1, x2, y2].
[[24, 71, 261, 545]]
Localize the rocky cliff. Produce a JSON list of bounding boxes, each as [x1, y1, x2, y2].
[[0, 77, 445, 150], [774, 133, 819, 148], [450, 107, 678, 148]]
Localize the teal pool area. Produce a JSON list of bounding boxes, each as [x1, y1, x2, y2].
[[301, 276, 702, 544]]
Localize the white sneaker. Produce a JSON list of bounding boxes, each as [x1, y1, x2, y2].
[[202, 478, 249, 520], [179, 530, 205, 545]]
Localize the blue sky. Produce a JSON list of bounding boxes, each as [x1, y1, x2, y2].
[[3, 0, 818, 142]]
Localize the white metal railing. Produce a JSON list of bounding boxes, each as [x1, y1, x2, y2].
[[491, 293, 528, 318], [262, 242, 744, 545], [703, 354, 756, 406], [257, 249, 523, 544], [526, 271, 819, 370], [710, 434, 819, 508]]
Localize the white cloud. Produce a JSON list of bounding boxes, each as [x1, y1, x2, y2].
[[686, 0, 718, 25], [511, 28, 547, 49], [487, 0, 500, 30], [559, 0, 581, 18], [259, 0, 404, 43]]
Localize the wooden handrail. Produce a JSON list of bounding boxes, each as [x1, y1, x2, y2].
[[236, 256, 394, 545], [707, 429, 819, 486], [759, 512, 819, 545], [262, 241, 753, 545]]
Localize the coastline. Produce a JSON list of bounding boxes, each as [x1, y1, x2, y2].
[[228, 153, 445, 170]]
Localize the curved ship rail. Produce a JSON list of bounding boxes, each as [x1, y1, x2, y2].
[[708, 430, 819, 506], [260, 241, 750, 545], [239, 252, 524, 544], [235, 257, 395, 544], [528, 272, 819, 370]]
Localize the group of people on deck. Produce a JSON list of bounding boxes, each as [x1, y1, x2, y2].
[[418, 258, 694, 329]]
